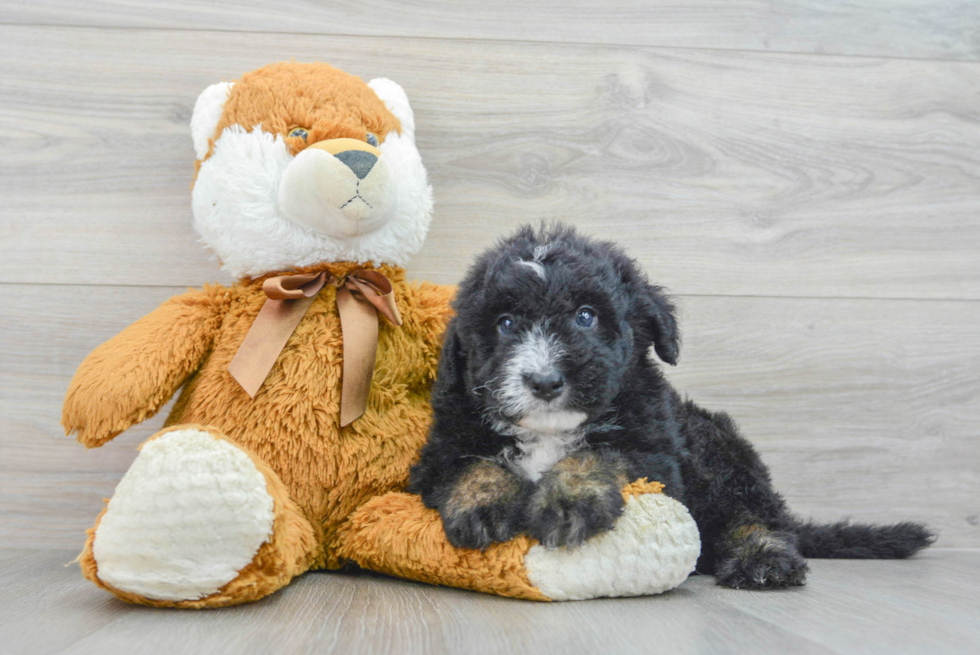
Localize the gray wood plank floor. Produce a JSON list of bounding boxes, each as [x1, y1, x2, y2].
[[1, 549, 977, 655]]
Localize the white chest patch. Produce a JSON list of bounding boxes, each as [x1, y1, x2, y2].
[[497, 410, 588, 481]]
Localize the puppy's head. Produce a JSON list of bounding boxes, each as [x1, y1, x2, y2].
[[441, 224, 679, 433]]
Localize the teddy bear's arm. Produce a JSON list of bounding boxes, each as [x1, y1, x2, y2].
[[63, 286, 230, 448]]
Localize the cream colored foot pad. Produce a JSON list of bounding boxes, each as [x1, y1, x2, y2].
[[524, 493, 700, 601], [92, 428, 275, 601]]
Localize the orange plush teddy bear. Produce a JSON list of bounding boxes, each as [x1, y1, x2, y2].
[[62, 62, 699, 607]]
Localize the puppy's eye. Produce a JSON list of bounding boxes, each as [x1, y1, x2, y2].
[[288, 127, 309, 141], [366, 132, 379, 147], [497, 315, 517, 335], [575, 307, 597, 328]]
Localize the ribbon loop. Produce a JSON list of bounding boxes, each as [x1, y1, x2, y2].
[[228, 268, 401, 427], [344, 270, 403, 327], [263, 272, 327, 300]]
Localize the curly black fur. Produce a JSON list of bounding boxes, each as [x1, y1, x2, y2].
[[409, 223, 935, 589]]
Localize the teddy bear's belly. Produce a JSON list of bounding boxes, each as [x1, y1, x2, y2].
[[165, 295, 434, 568]]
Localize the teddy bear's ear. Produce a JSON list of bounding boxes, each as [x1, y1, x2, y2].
[[367, 78, 415, 141], [190, 82, 234, 160]]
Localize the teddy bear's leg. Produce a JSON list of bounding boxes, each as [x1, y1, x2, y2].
[[335, 480, 701, 601], [78, 425, 318, 608]]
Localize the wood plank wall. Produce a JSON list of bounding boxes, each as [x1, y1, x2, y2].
[[1, 2, 978, 550]]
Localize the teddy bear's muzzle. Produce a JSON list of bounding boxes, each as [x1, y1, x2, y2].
[[277, 138, 399, 238]]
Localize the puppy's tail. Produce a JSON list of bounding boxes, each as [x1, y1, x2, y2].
[[790, 518, 935, 559]]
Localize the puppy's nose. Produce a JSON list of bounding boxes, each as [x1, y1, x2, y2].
[[334, 150, 377, 180], [523, 371, 565, 401]]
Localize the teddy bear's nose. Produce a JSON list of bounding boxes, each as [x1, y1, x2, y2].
[[305, 138, 382, 180], [334, 150, 377, 180]]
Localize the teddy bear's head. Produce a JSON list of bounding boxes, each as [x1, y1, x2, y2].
[[190, 62, 433, 278]]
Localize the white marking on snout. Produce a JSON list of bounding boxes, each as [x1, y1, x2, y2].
[[491, 322, 588, 480], [496, 325, 565, 419]]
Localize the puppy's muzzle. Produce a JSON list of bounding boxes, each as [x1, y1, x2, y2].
[[277, 137, 398, 239], [523, 371, 565, 402]]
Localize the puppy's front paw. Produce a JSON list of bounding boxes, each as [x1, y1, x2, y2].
[[526, 453, 626, 549], [441, 502, 522, 550], [715, 529, 808, 589], [439, 461, 528, 550]]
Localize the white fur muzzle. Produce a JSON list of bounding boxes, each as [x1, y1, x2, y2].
[[495, 325, 566, 420], [492, 325, 588, 480], [189, 76, 432, 278], [277, 146, 398, 238], [192, 126, 432, 277]]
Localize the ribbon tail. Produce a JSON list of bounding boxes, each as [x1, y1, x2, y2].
[[337, 286, 380, 427], [367, 290, 402, 327], [348, 273, 402, 326], [229, 294, 317, 397]]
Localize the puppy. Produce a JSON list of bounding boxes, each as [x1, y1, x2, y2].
[[410, 224, 934, 589]]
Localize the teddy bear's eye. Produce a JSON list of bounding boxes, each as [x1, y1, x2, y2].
[[288, 127, 309, 141], [366, 132, 379, 147]]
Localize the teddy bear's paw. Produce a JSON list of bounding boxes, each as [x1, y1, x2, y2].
[[90, 427, 275, 602], [523, 491, 700, 601]]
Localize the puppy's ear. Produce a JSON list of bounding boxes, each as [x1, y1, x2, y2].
[[631, 285, 681, 366], [434, 320, 468, 397]]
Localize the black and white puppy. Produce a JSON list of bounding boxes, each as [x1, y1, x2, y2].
[[409, 224, 933, 589]]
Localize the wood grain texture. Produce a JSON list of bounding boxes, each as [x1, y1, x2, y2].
[[2, 1, 980, 61], [2, 26, 980, 298], [3, 284, 976, 549], [0, 549, 977, 655]]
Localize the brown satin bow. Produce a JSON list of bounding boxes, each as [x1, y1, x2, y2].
[[228, 269, 402, 427]]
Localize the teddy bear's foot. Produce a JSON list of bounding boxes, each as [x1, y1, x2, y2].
[[336, 480, 700, 601], [79, 425, 317, 607], [523, 481, 701, 600]]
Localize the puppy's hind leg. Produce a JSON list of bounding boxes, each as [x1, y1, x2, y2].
[[682, 403, 806, 589], [714, 517, 808, 590]]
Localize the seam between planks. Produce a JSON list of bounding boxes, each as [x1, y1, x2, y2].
[[1, 280, 979, 305], [1, 21, 979, 66]]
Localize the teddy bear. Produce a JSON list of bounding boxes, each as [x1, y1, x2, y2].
[[62, 61, 700, 607]]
